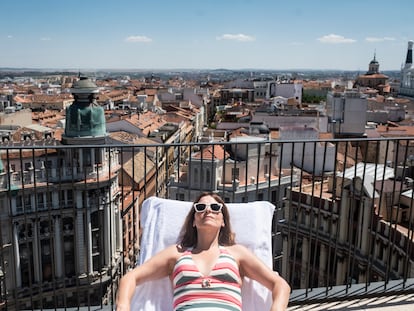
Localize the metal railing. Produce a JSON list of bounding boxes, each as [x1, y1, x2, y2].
[[0, 136, 414, 309]]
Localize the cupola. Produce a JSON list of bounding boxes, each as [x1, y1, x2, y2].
[[63, 77, 106, 140]]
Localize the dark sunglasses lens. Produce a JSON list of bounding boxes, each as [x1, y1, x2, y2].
[[195, 203, 206, 212], [211, 203, 221, 211]]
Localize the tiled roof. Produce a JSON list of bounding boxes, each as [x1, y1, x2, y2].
[[192, 144, 228, 161], [14, 94, 73, 104], [108, 131, 143, 144], [358, 73, 389, 79], [122, 151, 155, 184], [123, 111, 167, 136]]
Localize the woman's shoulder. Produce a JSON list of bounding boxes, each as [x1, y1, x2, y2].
[[225, 244, 249, 251], [163, 244, 192, 256], [154, 244, 190, 270], [223, 244, 251, 259]]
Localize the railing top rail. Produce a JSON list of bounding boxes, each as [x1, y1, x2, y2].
[[0, 135, 413, 150]]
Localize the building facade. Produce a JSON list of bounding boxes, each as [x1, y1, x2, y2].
[[0, 77, 122, 309], [282, 162, 414, 289], [326, 90, 368, 137]]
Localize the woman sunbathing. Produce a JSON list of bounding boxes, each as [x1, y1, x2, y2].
[[117, 192, 290, 311]]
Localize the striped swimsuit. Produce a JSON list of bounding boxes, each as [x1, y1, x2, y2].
[[172, 247, 242, 311]]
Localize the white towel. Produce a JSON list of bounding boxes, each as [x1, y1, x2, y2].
[[130, 196, 275, 311]]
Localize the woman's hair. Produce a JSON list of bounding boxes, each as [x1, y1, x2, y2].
[[178, 192, 235, 247]]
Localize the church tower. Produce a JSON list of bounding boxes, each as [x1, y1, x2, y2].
[[400, 41, 414, 97], [404, 40, 413, 69], [367, 53, 380, 74], [353, 53, 388, 93]]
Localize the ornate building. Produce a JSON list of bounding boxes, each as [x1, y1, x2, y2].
[[354, 53, 389, 95], [0, 77, 122, 309], [400, 41, 414, 98]]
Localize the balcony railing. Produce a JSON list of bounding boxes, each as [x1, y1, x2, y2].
[[0, 137, 413, 309]]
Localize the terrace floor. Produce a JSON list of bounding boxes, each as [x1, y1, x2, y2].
[[287, 293, 414, 310], [78, 294, 414, 311], [59, 292, 414, 311]]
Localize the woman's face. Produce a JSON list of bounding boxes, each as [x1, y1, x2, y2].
[[193, 195, 224, 229]]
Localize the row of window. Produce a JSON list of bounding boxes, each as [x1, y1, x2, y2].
[[17, 211, 104, 287], [15, 190, 74, 214]]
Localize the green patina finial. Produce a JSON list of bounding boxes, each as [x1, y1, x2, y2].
[[64, 77, 106, 138]]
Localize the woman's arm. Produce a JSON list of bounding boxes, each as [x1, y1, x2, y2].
[[233, 244, 291, 311], [116, 245, 178, 311]]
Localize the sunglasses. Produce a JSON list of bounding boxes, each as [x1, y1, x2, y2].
[[193, 202, 223, 213]]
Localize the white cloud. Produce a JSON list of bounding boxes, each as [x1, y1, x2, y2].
[[317, 34, 356, 44], [216, 33, 255, 42], [125, 35, 152, 43], [365, 36, 396, 42], [7, 35, 13, 39], [40, 37, 51, 41]]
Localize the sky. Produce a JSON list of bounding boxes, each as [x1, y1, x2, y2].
[[1, 0, 413, 71]]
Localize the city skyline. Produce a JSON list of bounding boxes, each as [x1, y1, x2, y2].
[[1, 0, 413, 71]]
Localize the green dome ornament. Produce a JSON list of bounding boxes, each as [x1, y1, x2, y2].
[[64, 77, 106, 138]]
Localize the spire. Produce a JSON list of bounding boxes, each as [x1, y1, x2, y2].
[[405, 41, 413, 67], [368, 51, 379, 74]]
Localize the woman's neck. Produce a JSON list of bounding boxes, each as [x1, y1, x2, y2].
[[194, 235, 220, 252]]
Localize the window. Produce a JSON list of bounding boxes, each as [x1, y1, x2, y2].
[[46, 192, 53, 209], [95, 148, 103, 165], [194, 168, 199, 184], [83, 148, 91, 166], [24, 162, 33, 171], [62, 217, 74, 234], [63, 236, 75, 277], [16, 196, 23, 209], [206, 169, 211, 183], [91, 210, 105, 272], [271, 190, 278, 204], [41, 239, 52, 281], [232, 168, 240, 180], [264, 164, 269, 177], [67, 190, 73, 205], [18, 223, 33, 239], [24, 195, 31, 210], [59, 190, 65, 205], [19, 242, 34, 287], [39, 220, 51, 236], [37, 193, 45, 210]]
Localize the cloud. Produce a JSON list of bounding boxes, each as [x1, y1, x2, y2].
[[216, 33, 255, 42], [365, 36, 396, 42], [125, 35, 152, 43], [40, 37, 51, 41], [7, 35, 13, 39], [317, 34, 356, 44]]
